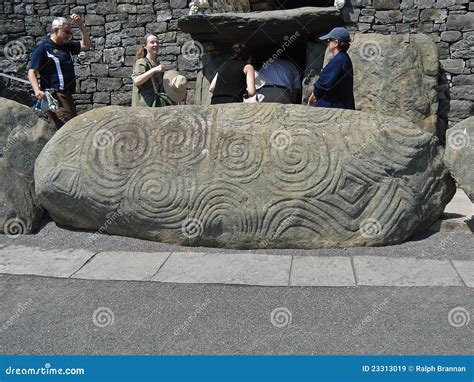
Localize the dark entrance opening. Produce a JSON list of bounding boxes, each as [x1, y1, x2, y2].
[[251, 41, 307, 75], [267, 0, 335, 9]]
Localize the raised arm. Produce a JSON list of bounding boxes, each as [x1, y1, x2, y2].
[[71, 14, 91, 51]]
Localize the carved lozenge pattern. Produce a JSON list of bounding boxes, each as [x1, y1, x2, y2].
[[35, 104, 454, 249]]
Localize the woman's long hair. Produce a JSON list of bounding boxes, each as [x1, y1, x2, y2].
[[231, 43, 250, 61], [135, 34, 158, 62]]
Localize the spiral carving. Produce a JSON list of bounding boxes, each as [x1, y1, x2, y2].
[[268, 128, 330, 196], [125, 162, 193, 227], [155, 109, 208, 165], [216, 131, 264, 183], [81, 112, 152, 202]]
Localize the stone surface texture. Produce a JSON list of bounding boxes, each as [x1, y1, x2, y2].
[[444, 116, 474, 201], [178, 7, 343, 46], [152, 252, 291, 285], [0, 98, 55, 235], [1, 0, 473, 129], [35, 104, 455, 249], [353, 256, 463, 286], [348, 33, 439, 134]]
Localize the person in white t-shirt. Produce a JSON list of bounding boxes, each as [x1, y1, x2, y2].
[[258, 58, 301, 104]]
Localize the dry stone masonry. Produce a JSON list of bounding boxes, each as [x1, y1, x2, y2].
[[0, 0, 249, 111], [0, 0, 472, 129]]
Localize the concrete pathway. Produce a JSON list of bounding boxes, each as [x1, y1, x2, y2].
[[0, 190, 472, 356], [1, 245, 472, 287], [0, 188, 472, 287]]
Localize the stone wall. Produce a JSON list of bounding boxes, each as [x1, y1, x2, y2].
[[0, 0, 247, 113], [0, 0, 472, 127], [341, 0, 473, 127]]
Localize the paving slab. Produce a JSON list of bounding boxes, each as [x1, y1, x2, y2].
[[0, 245, 94, 278], [430, 189, 474, 233], [353, 256, 464, 286], [444, 189, 473, 217], [152, 252, 291, 286], [452, 260, 474, 287], [72, 251, 171, 281], [290, 256, 355, 286]]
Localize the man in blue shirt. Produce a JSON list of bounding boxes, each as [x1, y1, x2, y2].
[[259, 58, 301, 104], [28, 14, 91, 128], [308, 27, 355, 110]]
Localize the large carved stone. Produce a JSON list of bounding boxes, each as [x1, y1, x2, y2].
[[179, 7, 343, 48], [347, 34, 438, 134], [444, 117, 474, 202], [35, 104, 454, 249], [0, 98, 55, 236]]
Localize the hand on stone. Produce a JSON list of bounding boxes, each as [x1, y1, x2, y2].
[[307, 93, 316, 106]]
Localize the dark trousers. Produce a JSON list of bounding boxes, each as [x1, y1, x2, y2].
[[47, 91, 77, 129], [259, 86, 292, 104]]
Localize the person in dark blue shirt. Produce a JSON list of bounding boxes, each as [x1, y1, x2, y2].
[[28, 15, 91, 128], [308, 27, 355, 110]]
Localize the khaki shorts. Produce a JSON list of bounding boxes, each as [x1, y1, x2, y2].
[[47, 90, 77, 129]]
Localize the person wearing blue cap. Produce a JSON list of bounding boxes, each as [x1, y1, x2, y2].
[[307, 27, 355, 110]]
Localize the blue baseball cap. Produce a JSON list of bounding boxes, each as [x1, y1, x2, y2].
[[319, 27, 351, 42]]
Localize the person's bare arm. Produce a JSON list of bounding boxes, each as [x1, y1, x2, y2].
[[244, 64, 255, 97], [307, 92, 316, 106], [71, 14, 91, 51], [28, 69, 44, 100], [133, 65, 163, 86], [209, 73, 218, 93]]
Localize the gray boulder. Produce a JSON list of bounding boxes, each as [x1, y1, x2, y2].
[[348, 33, 438, 134], [444, 117, 474, 201], [35, 104, 454, 249], [0, 98, 55, 236]]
